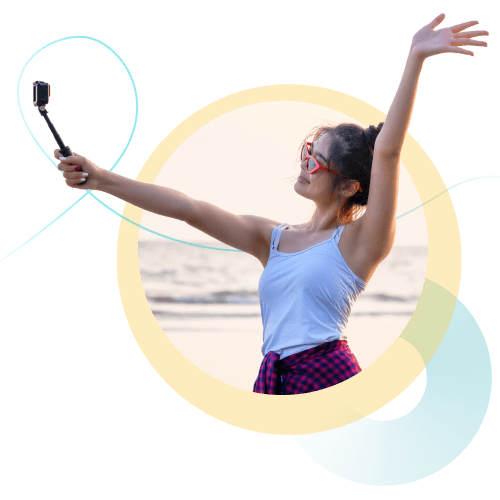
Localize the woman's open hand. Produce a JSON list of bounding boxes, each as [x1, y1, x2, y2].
[[411, 13, 488, 60]]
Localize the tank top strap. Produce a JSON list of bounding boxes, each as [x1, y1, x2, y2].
[[332, 224, 345, 244], [271, 223, 290, 251]]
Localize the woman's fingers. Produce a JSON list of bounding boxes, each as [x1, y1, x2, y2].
[[447, 47, 475, 56], [455, 30, 489, 39], [429, 13, 446, 29], [62, 170, 88, 187], [63, 171, 88, 179], [64, 170, 87, 184], [57, 154, 87, 175], [53, 149, 84, 159], [58, 156, 89, 184], [450, 33, 488, 56], [450, 20, 479, 33], [53, 150, 95, 189], [451, 38, 488, 47], [57, 161, 82, 172]]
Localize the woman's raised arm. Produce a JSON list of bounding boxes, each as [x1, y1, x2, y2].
[[376, 14, 488, 155], [356, 13, 488, 261]]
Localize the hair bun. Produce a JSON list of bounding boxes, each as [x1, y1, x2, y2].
[[363, 122, 384, 151]]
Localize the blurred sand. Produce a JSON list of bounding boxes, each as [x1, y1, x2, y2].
[[164, 313, 410, 392]]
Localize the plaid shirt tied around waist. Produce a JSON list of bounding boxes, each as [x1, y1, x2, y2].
[[253, 340, 362, 395]]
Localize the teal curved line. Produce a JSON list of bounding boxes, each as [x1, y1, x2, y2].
[[0, 191, 90, 263], [396, 175, 500, 219]]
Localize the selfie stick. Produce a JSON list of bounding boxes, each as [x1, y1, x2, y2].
[[33, 81, 86, 183]]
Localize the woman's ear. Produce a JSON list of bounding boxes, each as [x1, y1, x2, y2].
[[345, 180, 359, 196]]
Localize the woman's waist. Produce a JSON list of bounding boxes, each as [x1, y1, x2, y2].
[[263, 330, 347, 359]]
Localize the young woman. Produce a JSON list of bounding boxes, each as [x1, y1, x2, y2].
[[55, 14, 487, 395]]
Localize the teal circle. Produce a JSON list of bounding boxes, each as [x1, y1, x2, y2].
[[295, 282, 492, 485]]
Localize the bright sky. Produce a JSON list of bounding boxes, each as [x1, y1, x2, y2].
[[139, 101, 428, 247]]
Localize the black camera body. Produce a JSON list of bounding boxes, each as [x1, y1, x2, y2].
[[33, 80, 75, 162], [33, 81, 50, 107]]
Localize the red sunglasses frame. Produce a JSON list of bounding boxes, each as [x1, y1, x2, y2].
[[301, 142, 362, 192]]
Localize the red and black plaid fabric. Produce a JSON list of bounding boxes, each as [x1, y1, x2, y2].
[[253, 340, 362, 395]]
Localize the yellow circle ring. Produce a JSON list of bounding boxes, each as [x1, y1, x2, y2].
[[117, 85, 461, 435]]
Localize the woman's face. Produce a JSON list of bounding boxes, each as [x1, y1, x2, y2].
[[294, 133, 337, 205]]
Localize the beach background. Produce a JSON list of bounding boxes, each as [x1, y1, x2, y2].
[[139, 240, 427, 391], [137, 101, 429, 391]]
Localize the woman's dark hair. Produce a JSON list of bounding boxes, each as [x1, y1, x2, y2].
[[300, 121, 384, 225]]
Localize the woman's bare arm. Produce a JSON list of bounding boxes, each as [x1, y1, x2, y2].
[[55, 151, 279, 263], [357, 14, 488, 261]]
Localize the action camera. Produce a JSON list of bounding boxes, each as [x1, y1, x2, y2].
[[33, 81, 50, 107], [33, 80, 77, 168]]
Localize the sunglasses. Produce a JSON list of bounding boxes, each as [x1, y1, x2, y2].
[[300, 142, 362, 192]]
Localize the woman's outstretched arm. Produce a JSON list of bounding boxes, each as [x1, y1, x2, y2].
[[54, 150, 279, 263], [357, 13, 488, 261]]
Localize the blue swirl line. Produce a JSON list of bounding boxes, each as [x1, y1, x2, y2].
[[395, 175, 500, 219], [0, 192, 89, 263]]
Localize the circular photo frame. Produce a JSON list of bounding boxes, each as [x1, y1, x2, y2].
[[117, 85, 461, 435]]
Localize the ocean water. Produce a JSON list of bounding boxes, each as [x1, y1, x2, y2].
[[139, 240, 428, 334]]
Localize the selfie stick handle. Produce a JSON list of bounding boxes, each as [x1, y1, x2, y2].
[[37, 106, 73, 157]]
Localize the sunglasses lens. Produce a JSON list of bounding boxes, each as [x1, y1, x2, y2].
[[301, 144, 308, 161], [307, 158, 315, 172]]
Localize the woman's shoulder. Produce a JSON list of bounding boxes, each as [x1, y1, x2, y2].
[[242, 217, 284, 267]]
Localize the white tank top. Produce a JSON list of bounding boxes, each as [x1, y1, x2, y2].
[[258, 223, 367, 359]]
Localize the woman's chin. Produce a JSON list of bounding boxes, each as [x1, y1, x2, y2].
[[294, 181, 309, 198]]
